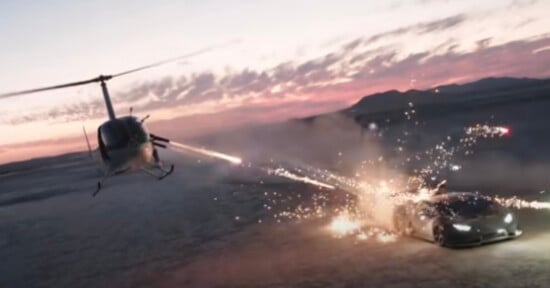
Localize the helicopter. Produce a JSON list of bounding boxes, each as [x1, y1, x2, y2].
[[0, 49, 225, 196]]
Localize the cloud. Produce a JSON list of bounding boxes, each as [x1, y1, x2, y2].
[[509, 0, 539, 8], [7, 98, 106, 125], [476, 38, 492, 50], [364, 14, 467, 44], [4, 15, 550, 127], [515, 17, 537, 29]]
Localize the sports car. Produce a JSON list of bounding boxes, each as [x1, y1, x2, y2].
[[393, 192, 522, 247]]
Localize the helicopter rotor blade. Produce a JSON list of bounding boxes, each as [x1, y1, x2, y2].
[[0, 40, 237, 99], [111, 46, 215, 78], [0, 46, 201, 99], [0, 77, 102, 99]]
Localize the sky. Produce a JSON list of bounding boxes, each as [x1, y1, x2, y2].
[[0, 0, 549, 163]]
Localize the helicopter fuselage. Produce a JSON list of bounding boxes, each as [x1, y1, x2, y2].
[[97, 116, 156, 174], [0, 61, 184, 195]]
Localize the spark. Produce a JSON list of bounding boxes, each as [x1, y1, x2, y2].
[[169, 141, 242, 165], [368, 122, 378, 131], [497, 126, 511, 136], [376, 232, 397, 243], [493, 196, 550, 210], [328, 213, 361, 236], [465, 124, 510, 137], [450, 164, 462, 171], [267, 168, 335, 190], [357, 232, 368, 241]]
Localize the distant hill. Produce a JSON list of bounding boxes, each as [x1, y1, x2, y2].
[[346, 77, 550, 116], [309, 76, 550, 145], [295, 77, 550, 138]]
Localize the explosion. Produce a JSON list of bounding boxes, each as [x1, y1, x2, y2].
[[241, 101, 543, 246], [328, 213, 361, 236], [326, 211, 398, 243]]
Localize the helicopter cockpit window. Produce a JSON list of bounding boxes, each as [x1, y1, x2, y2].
[[99, 121, 131, 150], [123, 117, 149, 143]]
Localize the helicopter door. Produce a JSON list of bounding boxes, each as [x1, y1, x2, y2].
[[98, 120, 131, 157], [97, 127, 109, 161], [122, 116, 149, 143]]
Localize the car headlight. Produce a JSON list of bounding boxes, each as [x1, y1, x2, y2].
[[504, 213, 513, 224], [452, 223, 472, 232]]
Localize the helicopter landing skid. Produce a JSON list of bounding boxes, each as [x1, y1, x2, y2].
[[93, 175, 110, 197], [158, 164, 174, 180], [93, 182, 102, 197], [92, 167, 130, 197], [141, 164, 175, 180], [92, 165, 174, 197]]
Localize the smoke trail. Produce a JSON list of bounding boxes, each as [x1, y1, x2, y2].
[[168, 140, 337, 190], [169, 140, 242, 165]]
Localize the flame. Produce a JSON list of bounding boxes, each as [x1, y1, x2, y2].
[[169, 141, 242, 165]]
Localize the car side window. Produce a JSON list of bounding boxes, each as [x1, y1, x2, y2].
[[418, 202, 437, 218]]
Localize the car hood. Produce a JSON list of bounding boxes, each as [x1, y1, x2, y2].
[[449, 211, 512, 230]]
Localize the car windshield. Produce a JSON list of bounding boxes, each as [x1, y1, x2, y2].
[[437, 196, 499, 217]]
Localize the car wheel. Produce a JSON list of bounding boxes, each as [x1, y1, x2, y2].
[[433, 224, 447, 247]]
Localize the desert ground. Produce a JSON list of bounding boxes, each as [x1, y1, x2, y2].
[[0, 148, 549, 288]]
